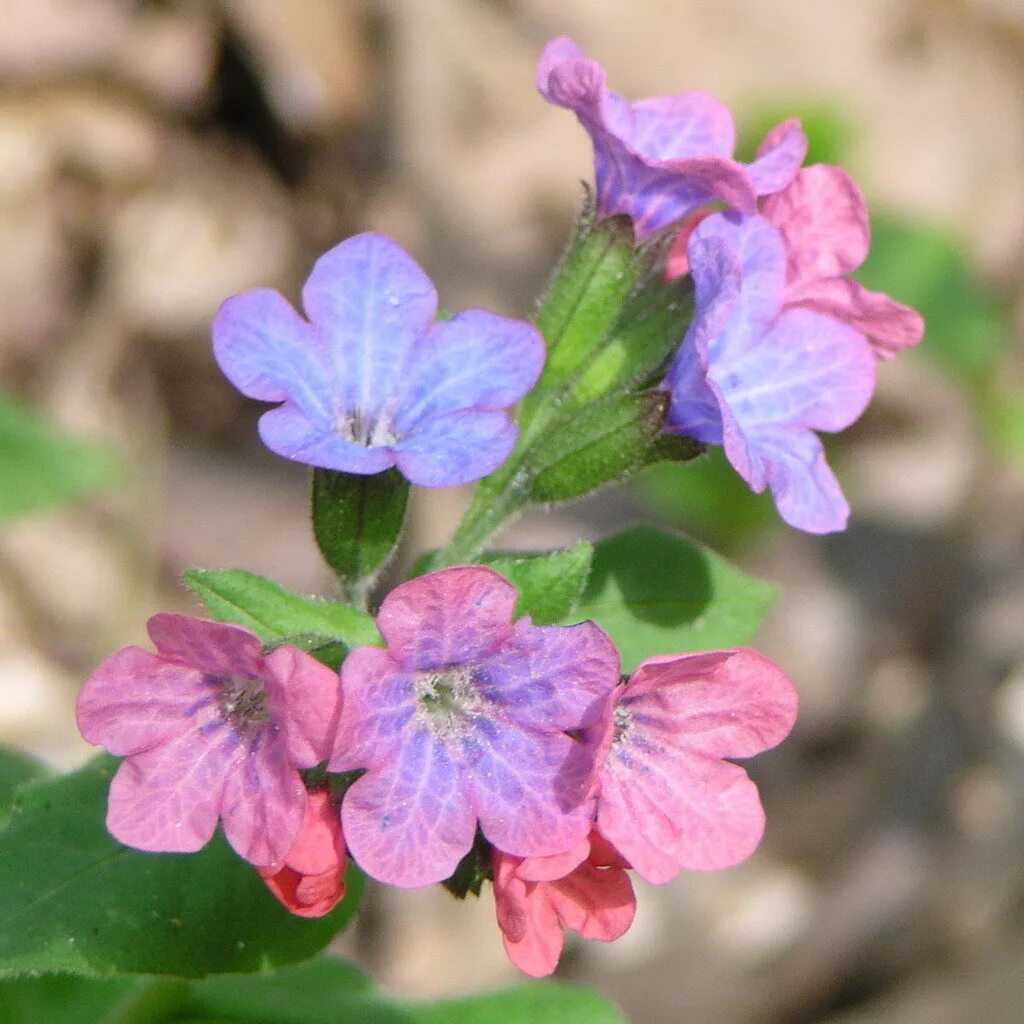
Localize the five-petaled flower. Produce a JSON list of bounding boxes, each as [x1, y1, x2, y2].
[[492, 829, 635, 977], [76, 614, 341, 866], [536, 36, 806, 239], [258, 788, 348, 918], [329, 566, 620, 888], [664, 211, 877, 533], [213, 232, 545, 487], [588, 649, 797, 883]]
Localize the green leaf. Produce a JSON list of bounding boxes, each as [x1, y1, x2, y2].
[[0, 756, 364, 979], [478, 543, 593, 625], [528, 392, 672, 503], [0, 974, 140, 1024], [0, 746, 48, 829], [182, 957, 627, 1024], [0, 394, 118, 521], [312, 468, 409, 584], [183, 568, 381, 648], [573, 525, 775, 671]]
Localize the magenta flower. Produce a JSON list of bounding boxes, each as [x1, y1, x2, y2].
[[213, 233, 545, 487], [536, 36, 806, 239], [492, 830, 635, 978], [76, 614, 341, 867], [665, 211, 876, 532], [762, 165, 925, 360], [589, 650, 798, 884], [329, 567, 620, 888]]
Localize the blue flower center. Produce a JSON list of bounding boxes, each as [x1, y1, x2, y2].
[[335, 408, 398, 448], [414, 666, 483, 738]]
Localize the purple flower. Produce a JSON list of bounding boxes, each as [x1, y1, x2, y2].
[[213, 233, 545, 487], [329, 566, 620, 888], [589, 650, 798, 884], [665, 211, 876, 533], [76, 614, 341, 867], [536, 36, 806, 239]]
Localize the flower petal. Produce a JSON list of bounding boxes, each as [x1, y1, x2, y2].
[[219, 728, 307, 866], [263, 645, 342, 769], [762, 165, 869, 282], [547, 861, 636, 941], [374, 567, 517, 670], [300, 233, 437, 419], [629, 92, 735, 160], [493, 852, 564, 978], [256, 403, 397, 474], [395, 310, 544, 430], [77, 647, 212, 756], [747, 119, 807, 195], [464, 719, 594, 859], [476, 619, 619, 731], [212, 289, 331, 421], [146, 614, 264, 678], [393, 409, 518, 487], [105, 724, 232, 853], [597, 744, 766, 882], [341, 729, 476, 887]]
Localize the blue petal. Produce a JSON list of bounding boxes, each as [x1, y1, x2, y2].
[[301, 233, 437, 420], [393, 410, 517, 487], [394, 310, 544, 431], [212, 289, 331, 422], [258, 404, 396, 474]]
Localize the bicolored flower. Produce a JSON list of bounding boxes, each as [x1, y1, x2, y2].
[[589, 650, 798, 884], [76, 614, 341, 867], [329, 567, 619, 888], [536, 36, 806, 239], [492, 830, 635, 978], [213, 233, 545, 487], [762, 165, 924, 360], [258, 789, 347, 918], [665, 211, 876, 533]]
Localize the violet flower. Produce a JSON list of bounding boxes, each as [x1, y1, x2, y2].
[[536, 36, 806, 239], [329, 566, 619, 888], [213, 233, 545, 487]]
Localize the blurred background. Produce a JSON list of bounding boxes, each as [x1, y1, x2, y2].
[[2, 1, 1024, 1021]]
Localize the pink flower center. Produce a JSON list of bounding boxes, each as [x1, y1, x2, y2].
[[413, 666, 484, 738], [217, 674, 270, 730], [612, 704, 632, 746]]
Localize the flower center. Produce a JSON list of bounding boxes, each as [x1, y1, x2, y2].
[[335, 408, 398, 448], [612, 704, 632, 746], [217, 674, 270, 730], [413, 666, 483, 738]]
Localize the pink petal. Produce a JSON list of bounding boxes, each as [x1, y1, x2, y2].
[[789, 276, 925, 360], [625, 649, 798, 758], [747, 119, 807, 195], [598, 746, 767, 881], [219, 729, 307, 866], [105, 725, 232, 854], [762, 165, 869, 283], [546, 861, 636, 941], [77, 647, 211, 756], [375, 566, 516, 670], [146, 614, 263, 678], [263, 645, 342, 768], [516, 837, 591, 883], [493, 851, 565, 978]]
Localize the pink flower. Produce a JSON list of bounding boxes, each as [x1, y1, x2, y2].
[[590, 650, 798, 883], [329, 566, 619, 889], [76, 613, 341, 867], [492, 830, 635, 978], [761, 165, 924, 359], [258, 789, 347, 918]]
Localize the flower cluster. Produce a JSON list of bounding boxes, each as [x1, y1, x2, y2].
[[540, 37, 924, 533], [78, 570, 796, 974]]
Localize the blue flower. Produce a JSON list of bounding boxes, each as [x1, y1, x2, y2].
[[213, 233, 545, 487], [664, 212, 876, 533]]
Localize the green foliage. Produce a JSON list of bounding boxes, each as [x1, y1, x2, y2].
[[477, 543, 593, 624], [0, 394, 117, 521], [0, 957, 628, 1024], [0, 757, 363, 979], [0, 747, 48, 829], [738, 100, 853, 166], [183, 568, 381, 649], [312, 468, 409, 585], [573, 525, 775, 671]]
